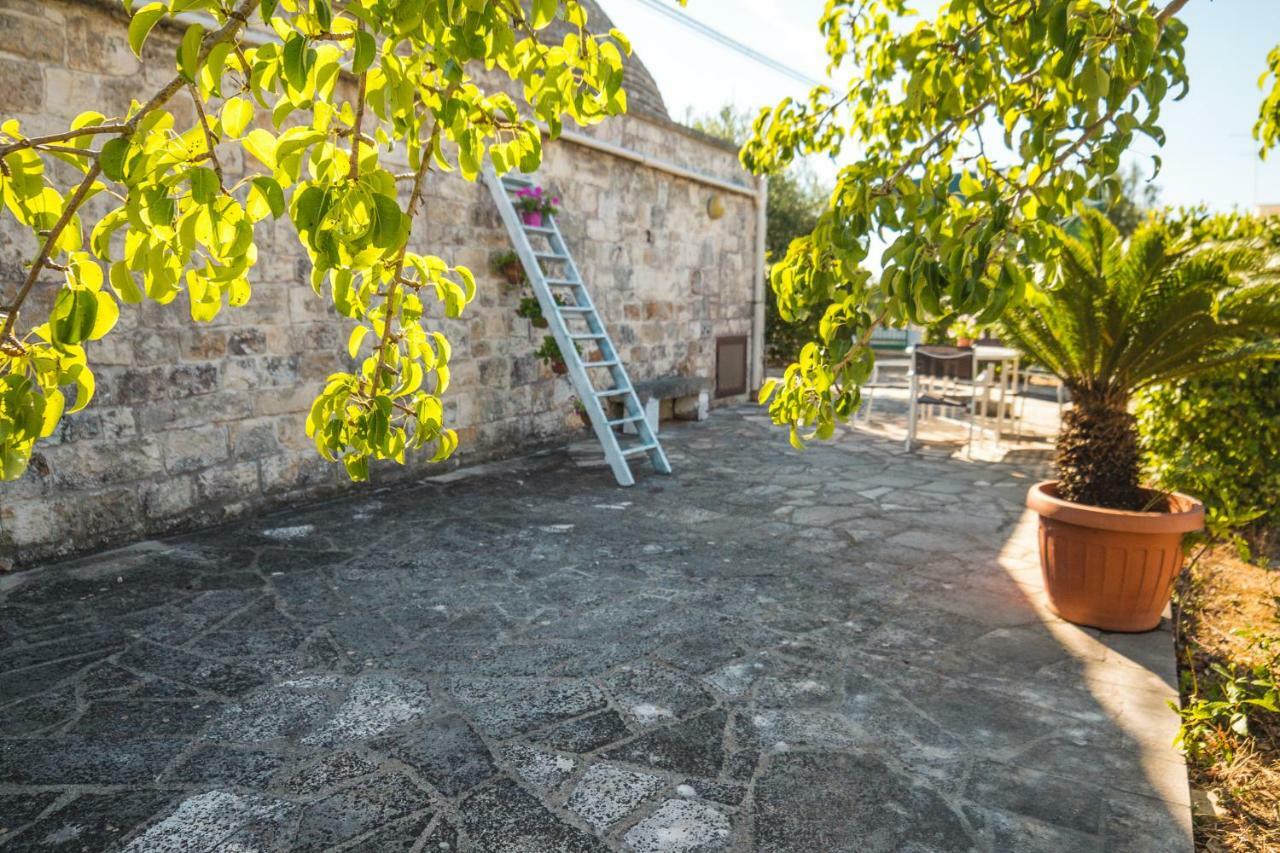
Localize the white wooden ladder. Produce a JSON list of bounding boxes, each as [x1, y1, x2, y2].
[[482, 166, 671, 487]]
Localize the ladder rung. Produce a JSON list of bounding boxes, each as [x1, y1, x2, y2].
[[620, 443, 658, 457], [483, 165, 669, 487]]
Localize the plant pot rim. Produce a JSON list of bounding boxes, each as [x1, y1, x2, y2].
[[1026, 480, 1204, 534]]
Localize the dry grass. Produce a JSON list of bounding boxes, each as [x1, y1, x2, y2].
[[1175, 543, 1280, 852]]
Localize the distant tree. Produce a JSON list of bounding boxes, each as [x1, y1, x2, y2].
[[686, 106, 829, 363], [1103, 161, 1161, 236]]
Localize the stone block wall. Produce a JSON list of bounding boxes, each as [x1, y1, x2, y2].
[[0, 0, 761, 565]]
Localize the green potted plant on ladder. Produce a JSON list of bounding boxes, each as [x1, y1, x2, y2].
[[1001, 210, 1280, 632]]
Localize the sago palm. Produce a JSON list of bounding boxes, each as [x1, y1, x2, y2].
[[1000, 209, 1280, 511]]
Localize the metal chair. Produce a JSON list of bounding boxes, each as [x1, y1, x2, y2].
[[904, 345, 979, 451], [1012, 367, 1069, 437]]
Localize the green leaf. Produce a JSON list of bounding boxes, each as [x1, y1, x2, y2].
[[353, 29, 376, 75], [178, 21, 205, 83], [109, 260, 143, 303], [260, 0, 279, 19], [65, 363, 95, 413], [0, 444, 31, 481], [313, 0, 332, 31], [51, 287, 99, 346], [531, 0, 555, 29], [99, 138, 131, 182], [293, 185, 327, 233], [203, 41, 234, 96], [282, 34, 313, 91], [189, 166, 219, 204], [128, 2, 168, 58], [90, 291, 120, 339], [348, 324, 371, 358], [221, 97, 254, 138], [371, 193, 403, 249], [242, 128, 277, 170], [39, 389, 65, 438], [250, 176, 286, 219], [455, 265, 475, 302]]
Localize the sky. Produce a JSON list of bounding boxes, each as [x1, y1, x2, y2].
[[597, 0, 1280, 214]]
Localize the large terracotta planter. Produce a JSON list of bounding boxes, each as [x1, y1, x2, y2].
[[1026, 481, 1204, 632]]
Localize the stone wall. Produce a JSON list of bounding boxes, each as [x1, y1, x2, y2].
[[0, 0, 761, 565]]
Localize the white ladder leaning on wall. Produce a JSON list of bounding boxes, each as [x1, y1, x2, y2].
[[481, 166, 671, 487]]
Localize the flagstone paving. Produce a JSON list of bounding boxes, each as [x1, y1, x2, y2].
[[0, 406, 1191, 851]]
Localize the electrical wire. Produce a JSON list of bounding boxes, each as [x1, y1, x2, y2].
[[620, 0, 824, 88]]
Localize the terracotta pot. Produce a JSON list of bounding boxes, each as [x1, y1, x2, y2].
[[550, 359, 568, 375], [501, 263, 523, 285], [955, 337, 974, 348], [1026, 481, 1204, 632], [531, 317, 548, 329]]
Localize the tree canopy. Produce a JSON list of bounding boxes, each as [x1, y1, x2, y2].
[[0, 0, 633, 481], [747, 0, 1280, 448]]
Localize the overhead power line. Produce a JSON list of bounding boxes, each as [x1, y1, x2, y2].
[[622, 0, 824, 88]]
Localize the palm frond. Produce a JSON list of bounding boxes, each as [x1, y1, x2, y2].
[[1002, 211, 1280, 395]]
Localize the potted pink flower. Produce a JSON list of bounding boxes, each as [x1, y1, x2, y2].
[[514, 185, 560, 227]]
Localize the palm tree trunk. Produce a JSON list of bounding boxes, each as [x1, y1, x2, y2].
[[1056, 385, 1144, 510]]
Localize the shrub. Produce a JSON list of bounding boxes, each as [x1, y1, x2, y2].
[[1138, 362, 1280, 535]]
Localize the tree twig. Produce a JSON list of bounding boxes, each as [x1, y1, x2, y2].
[[0, 124, 130, 161], [188, 83, 226, 192], [367, 115, 445, 401], [348, 26, 368, 182]]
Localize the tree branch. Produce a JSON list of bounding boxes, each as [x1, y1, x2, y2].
[[0, 124, 130, 161], [1156, 0, 1193, 24], [0, 162, 102, 345], [366, 116, 444, 401]]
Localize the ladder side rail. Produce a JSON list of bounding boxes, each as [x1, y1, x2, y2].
[[542, 202, 670, 474], [484, 167, 636, 486], [541, 214, 650, 425]]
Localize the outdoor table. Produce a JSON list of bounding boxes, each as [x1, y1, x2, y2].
[[974, 344, 1021, 436]]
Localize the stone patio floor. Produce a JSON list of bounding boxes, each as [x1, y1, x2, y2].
[[0, 405, 1191, 851]]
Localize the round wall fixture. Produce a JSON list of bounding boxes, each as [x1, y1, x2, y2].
[[706, 194, 726, 220]]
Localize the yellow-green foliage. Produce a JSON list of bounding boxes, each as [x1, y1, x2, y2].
[[0, 0, 634, 481]]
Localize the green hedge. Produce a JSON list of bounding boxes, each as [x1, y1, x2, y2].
[[1137, 362, 1280, 533]]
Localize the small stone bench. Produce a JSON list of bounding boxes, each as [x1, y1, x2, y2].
[[616, 375, 712, 435]]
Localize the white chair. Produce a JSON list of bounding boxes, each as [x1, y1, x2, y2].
[[859, 326, 920, 420], [904, 346, 979, 451], [1012, 367, 1068, 437]]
